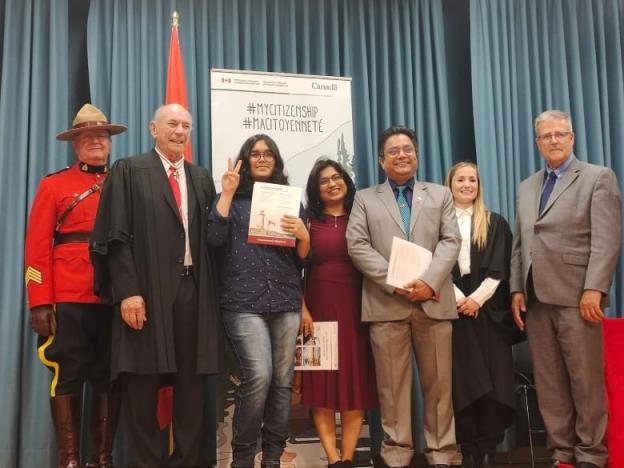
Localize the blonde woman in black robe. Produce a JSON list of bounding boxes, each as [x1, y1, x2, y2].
[[445, 162, 516, 468]]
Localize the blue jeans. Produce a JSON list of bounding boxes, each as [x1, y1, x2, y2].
[[223, 310, 300, 468]]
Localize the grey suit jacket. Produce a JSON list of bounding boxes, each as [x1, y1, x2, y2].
[[510, 157, 622, 307], [346, 179, 461, 322]]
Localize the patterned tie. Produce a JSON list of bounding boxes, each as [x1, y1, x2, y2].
[[397, 185, 411, 236], [539, 171, 557, 215], [168, 166, 183, 218]]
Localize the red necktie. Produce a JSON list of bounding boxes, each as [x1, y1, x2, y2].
[[168, 166, 183, 218]]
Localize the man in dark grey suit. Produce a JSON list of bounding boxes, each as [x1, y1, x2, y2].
[[510, 110, 621, 468], [346, 126, 461, 468]]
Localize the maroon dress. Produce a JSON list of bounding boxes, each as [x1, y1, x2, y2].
[[301, 215, 378, 410]]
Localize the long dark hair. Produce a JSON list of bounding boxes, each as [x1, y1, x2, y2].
[[305, 158, 356, 221], [234, 134, 289, 198]]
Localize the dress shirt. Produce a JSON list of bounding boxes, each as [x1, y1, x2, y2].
[[157, 148, 192, 266], [388, 177, 415, 210], [453, 205, 500, 307], [543, 153, 575, 193], [456, 206, 473, 276]]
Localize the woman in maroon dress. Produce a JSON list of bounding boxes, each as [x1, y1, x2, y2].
[[301, 159, 378, 468]]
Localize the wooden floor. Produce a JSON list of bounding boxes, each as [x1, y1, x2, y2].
[[215, 381, 553, 468], [216, 389, 374, 468]]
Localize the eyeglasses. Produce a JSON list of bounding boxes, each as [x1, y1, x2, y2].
[[319, 173, 343, 186], [385, 145, 416, 158], [249, 150, 275, 161], [536, 131, 572, 142]]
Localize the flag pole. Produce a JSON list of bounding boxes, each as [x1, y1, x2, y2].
[[158, 8, 193, 444], [164, 10, 192, 161]]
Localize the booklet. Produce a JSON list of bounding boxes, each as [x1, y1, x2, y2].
[[248, 182, 302, 247], [386, 236, 433, 290], [294, 321, 338, 371]]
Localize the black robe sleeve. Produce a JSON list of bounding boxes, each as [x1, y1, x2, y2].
[[477, 212, 526, 344], [90, 158, 137, 303], [451, 211, 519, 415], [476, 213, 512, 322]]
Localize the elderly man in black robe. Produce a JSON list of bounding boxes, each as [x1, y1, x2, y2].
[[91, 103, 222, 467]]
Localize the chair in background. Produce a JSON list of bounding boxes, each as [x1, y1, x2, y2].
[[512, 342, 548, 468]]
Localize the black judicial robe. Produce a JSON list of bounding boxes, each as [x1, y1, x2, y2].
[[451, 211, 516, 418], [90, 150, 223, 380]]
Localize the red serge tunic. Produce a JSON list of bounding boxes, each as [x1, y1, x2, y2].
[[25, 163, 106, 308]]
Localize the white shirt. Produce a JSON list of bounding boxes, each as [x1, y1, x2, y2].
[[453, 205, 500, 307], [156, 148, 192, 266], [456, 206, 473, 276]]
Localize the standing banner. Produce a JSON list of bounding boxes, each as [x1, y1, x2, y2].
[[210, 69, 355, 192]]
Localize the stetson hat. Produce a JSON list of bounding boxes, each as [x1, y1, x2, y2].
[[56, 103, 127, 141]]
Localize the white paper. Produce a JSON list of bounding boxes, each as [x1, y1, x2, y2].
[[386, 236, 433, 289], [294, 321, 338, 371], [248, 182, 301, 247]]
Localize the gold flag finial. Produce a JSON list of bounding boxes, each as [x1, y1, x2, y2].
[[171, 11, 179, 27]]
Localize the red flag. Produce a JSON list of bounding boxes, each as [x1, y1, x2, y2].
[[157, 385, 174, 430], [157, 11, 191, 431], [164, 11, 193, 162]]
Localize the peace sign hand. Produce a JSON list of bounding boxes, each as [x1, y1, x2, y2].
[[221, 158, 242, 196]]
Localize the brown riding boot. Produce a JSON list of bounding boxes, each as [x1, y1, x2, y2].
[[84, 391, 121, 468], [50, 394, 81, 468]]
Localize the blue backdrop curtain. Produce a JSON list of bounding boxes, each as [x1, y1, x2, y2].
[[85, 0, 455, 457], [0, 0, 71, 466], [86, 0, 455, 186], [470, 0, 624, 316], [12, 0, 624, 464]]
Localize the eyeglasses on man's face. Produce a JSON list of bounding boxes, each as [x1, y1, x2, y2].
[[249, 150, 275, 161], [384, 145, 416, 158], [319, 173, 343, 187], [536, 131, 572, 142]]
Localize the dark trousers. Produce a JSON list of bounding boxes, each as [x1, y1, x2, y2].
[[120, 275, 207, 468], [38, 302, 114, 395], [456, 397, 510, 457]]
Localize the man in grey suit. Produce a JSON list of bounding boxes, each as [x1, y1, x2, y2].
[[346, 126, 461, 468], [510, 110, 621, 468]]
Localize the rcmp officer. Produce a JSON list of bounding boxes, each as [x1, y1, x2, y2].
[[24, 104, 127, 468]]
